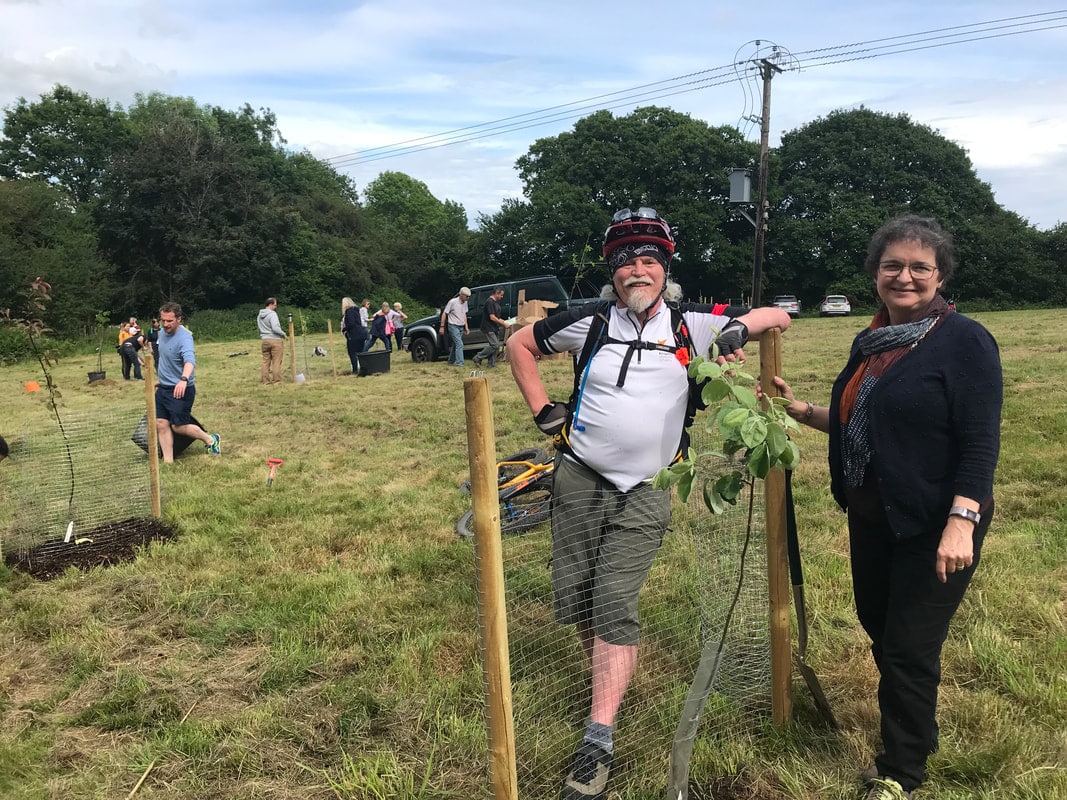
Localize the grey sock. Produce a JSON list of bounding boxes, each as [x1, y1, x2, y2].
[[584, 720, 613, 752]]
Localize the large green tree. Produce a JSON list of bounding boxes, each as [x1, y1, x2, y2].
[[505, 106, 758, 301], [274, 152, 373, 307], [770, 108, 1057, 307], [0, 180, 113, 335], [362, 171, 473, 302], [96, 94, 294, 312], [0, 85, 129, 206]]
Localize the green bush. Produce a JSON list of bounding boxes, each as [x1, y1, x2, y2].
[[0, 325, 85, 366]]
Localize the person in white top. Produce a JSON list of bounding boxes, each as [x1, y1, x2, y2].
[[508, 207, 791, 800], [388, 302, 408, 351], [438, 287, 470, 366]]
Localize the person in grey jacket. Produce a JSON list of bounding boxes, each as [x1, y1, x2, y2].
[[258, 298, 286, 384]]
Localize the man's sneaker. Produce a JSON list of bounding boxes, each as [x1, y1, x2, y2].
[[560, 740, 612, 799], [206, 433, 221, 455], [863, 776, 912, 800]]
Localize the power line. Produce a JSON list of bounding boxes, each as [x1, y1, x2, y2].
[[324, 12, 1067, 169]]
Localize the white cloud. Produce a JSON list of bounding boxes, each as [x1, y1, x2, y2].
[[1, 1, 1065, 229]]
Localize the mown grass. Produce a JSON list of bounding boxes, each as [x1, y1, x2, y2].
[[0, 311, 1065, 799]]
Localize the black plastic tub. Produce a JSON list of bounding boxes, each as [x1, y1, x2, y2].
[[359, 350, 391, 376]]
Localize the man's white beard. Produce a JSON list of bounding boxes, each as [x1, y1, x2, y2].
[[623, 282, 660, 314], [601, 278, 683, 312]]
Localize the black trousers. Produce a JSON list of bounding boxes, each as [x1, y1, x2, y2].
[[846, 478, 990, 791], [345, 334, 366, 373], [120, 346, 142, 379]]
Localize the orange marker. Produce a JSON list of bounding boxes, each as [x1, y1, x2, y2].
[[267, 457, 284, 486]]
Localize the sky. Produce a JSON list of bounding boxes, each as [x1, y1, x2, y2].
[[2, 1, 1066, 230]]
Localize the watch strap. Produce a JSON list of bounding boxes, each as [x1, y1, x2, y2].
[[948, 505, 980, 525]]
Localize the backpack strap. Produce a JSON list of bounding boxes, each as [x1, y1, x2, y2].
[[565, 301, 613, 435]]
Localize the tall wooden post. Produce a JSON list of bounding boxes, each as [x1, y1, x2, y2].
[[327, 320, 338, 378], [463, 376, 518, 800], [142, 353, 161, 518], [760, 328, 792, 724], [287, 315, 297, 383]]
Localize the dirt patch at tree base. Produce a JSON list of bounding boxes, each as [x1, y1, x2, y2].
[[4, 517, 178, 580]]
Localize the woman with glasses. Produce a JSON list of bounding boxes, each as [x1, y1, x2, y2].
[[763, 214, 1002, 800]]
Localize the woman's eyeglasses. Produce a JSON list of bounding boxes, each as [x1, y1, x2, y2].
[[877, 261, 938, 280]]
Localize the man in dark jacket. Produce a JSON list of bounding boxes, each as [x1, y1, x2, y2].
[[473, 286, 509, 367]]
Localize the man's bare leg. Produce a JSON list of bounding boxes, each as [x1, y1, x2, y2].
[[575, 622, 637, 725], [171, 422, 213, 446], [590, 637, 637, 725], [156, 419, 175, 463]]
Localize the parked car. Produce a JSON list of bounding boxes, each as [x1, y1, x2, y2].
[[772, 294, 801, 318], [818, 295, 851, 316], [402, 276, 596, 362]]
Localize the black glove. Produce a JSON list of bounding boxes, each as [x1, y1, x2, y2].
[[534, 402, 568, 436], [715, 319, 749, 358]]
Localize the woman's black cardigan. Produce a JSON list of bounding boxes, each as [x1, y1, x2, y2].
[[827, 312, 1002, 539]]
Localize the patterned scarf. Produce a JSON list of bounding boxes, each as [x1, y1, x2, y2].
[[839, 295, 951, 488]]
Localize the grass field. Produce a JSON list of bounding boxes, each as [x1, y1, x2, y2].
[[1, 311, 1065, 799]]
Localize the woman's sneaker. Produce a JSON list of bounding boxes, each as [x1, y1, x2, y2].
[[560, 740, 612, 799], [863, 776, 913, 800]]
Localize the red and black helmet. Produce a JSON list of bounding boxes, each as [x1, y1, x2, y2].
[[602, 207, 676, 262]]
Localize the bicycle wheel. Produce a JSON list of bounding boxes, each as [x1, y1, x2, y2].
[[458, 447, 550, 493], [455, 478, 553, 539]]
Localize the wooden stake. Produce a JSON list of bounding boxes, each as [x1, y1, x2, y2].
[[760, 327, 792, 724], [288, 316, 297, 383], [463, 377, 518, 800], [143, 353, 161, 518], [327, 320, 338, 377]]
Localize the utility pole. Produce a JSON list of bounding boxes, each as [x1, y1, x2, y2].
[[750, 57, 782, 309]]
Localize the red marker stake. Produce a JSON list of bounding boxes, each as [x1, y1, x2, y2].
[[267, 457, 284, 487]]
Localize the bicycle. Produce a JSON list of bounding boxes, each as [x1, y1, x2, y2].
[[456, 448, 555, 539]]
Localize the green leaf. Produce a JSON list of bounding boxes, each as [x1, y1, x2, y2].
[[715, 471, 744, 501], [670, 460, 694, 476], [677, 471, 694, 504], [740, 414, 768, 449], [703, 481, 725, 514], [765, 423, 788, 461], [721, 407, 749, 428], [779, 439, 801, 469], [652, 467, 672, 490], [693, 360, 723, 380], [748, 442, 771, 479], [702, 378, 732, 404], [732, 369, 756, 384], [730, 384, 758, 408], [722, 440, 744, 458]]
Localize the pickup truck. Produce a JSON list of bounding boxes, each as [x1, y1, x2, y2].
[[402, 275, 595, 362]]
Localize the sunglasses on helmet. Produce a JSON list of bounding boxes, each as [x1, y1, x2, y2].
[[611, 207, 660, 223]]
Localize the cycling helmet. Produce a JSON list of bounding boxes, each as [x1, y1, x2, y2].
[[602, 207, 676, 268]]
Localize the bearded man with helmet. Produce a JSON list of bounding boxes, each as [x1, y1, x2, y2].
[[508, 207, 791, 800]]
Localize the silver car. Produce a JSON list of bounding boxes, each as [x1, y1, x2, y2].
[[818, 295, 851, 317]]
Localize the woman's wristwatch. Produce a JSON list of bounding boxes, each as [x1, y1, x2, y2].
[[948, 505, 981, 525]]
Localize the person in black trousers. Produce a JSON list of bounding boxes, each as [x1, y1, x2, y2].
[[340, 297, 367, 374], [119, 333, 146, 380], [765, 214, 1002, 800]]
